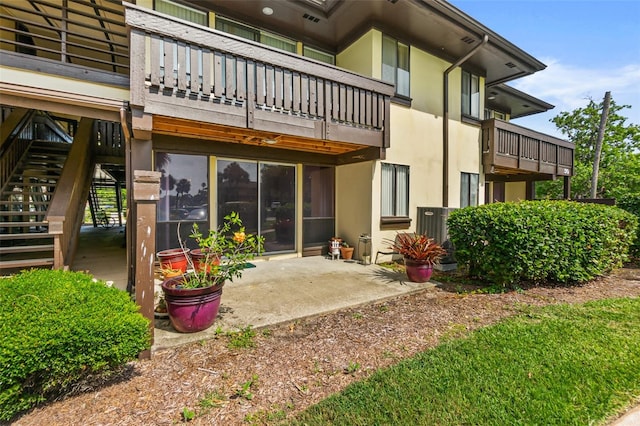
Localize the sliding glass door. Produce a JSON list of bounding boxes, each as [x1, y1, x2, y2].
[[217, 159, 296, 254]]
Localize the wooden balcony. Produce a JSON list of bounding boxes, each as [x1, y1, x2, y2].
[[125, 4, 394, 158], [482, 118, 574, 179]]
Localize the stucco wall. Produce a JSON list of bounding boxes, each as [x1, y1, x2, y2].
[[336, 29, 377, 79], [505, 182, 527, 202], [335, 161, 375, 257], [336, 27, 486, 255]]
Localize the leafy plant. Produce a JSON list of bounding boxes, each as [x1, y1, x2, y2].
[[385, 233, 447, 265], [181, 407, 195, 422], [235, 375, 259, 400], [448, 200, 637, 286], [0, 270, 150, 422], [227, 325, 256, 349], [175, 212, 264, 288]]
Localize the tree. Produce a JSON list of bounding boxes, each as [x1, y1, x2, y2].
[[536, 95, 640, 199]]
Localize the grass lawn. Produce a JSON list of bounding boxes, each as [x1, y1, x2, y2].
[[290, 297, 640, 425]]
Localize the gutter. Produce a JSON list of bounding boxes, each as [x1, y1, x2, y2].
[[442, 34, 488, 207]]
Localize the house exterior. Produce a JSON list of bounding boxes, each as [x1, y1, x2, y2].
[[0, 0, 574, 329]]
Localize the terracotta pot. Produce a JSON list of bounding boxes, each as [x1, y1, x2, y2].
[[157, 248, 190, 273], [404, 258, 434, 283], [340, 246, 354, 260], [161, 275, 224, 333], [190, 249, 220, 273]]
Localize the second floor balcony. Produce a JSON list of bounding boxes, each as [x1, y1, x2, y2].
[[125, 4, 394, 159], [482, 118, 574, 179]]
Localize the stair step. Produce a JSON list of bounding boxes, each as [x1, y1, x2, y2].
[[0, 211, 47, 216], [0, 201, 49, 206], [7, 182, 57, 187], [0, 221, 47, 227], [0, 244, 54, 254], [2, 191, 53, 196], [0, 258, 54, 270], [0, 233, 51, 241]]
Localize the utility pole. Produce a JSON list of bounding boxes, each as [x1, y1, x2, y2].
[[590, 91, 611, 198]]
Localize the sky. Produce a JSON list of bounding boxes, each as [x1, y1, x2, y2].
[[449, 0, 640, 138]]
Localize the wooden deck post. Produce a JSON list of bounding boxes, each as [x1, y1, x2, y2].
[[133, 170, 160, 360]]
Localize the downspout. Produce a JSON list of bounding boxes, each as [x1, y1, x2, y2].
[[442, 34, 488, 207]]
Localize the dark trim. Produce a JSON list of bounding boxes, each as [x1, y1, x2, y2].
[[485, 173, 554, 182], [461, 115, 481, 126], [391, 95, 412, 107], [380, 216, 411, 229], [0, 51, 129, 88], [153, 134, 338, 165]]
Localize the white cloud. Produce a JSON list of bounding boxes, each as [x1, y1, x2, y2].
[[510, 59, 640, 138], [513, 58, 640, 119]]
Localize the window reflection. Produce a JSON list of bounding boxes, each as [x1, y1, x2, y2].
[[156, 153, 209, 250]]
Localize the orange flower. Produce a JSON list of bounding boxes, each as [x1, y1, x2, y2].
[[233, 231, 246, 244]]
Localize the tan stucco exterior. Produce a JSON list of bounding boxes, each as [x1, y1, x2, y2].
[[505, 182, 527, 202], [336, 29, 487, 253]]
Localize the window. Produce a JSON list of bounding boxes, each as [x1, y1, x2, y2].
[[215, 17, 296, 53], [382, 35, 410, 98], [460, 172, 479, 207], [381, 163, 409, 217], [462, 70, 480, 119], [155, 153, 209, 250], [303, 46, 335, 65], [155, 0, 207, 26]]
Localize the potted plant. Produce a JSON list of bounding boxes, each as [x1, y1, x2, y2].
[[340, 241, 354, 260], [157, 247, 190, 273], [385, 232, 447, 282], [161, 212, 263, 333]]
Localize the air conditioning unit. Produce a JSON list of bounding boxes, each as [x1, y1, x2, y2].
[[416, 207, 456, 266]]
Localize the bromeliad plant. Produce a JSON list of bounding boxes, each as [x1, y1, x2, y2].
[[177, 212, 264, 288], [387, 232, 447, 266]]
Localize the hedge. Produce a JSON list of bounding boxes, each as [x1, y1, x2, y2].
[[447, 200, 637, 286], [617, 194, 640, 257], [0, 269, 150, 421]]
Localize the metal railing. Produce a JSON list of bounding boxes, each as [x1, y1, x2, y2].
[[0, 0, 128, 76]]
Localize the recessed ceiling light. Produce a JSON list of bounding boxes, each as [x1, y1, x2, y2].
[[262, 7, 274, 16], [263, 138, 277, 145]]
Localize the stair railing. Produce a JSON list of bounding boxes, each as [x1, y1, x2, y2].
[[48, 118, 96, 269], [0, 108, 35, 191]]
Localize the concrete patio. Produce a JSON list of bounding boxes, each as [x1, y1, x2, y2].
[[72, 225, 429, 351]]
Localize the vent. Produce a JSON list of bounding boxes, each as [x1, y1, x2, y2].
[[303, 13, 320, 23], [505, 62, 517, 68], [461, 36, 475, 44], [386, 0, 399, 3]]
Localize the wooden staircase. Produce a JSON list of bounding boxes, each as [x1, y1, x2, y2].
[[0, 140, 70, 271]]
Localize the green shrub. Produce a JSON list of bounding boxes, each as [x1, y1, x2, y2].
[[617, 194, 640, 257], [447, 200, 637, 286], [0, 269, 150, 421]]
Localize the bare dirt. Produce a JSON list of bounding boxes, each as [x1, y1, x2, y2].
[[14, 264, 640, 425]]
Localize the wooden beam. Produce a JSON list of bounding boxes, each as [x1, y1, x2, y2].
[[132, 170, 161, 360]]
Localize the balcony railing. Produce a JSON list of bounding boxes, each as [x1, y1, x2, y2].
[[125, 4, 394, 150], [0, 0, 128, 86], [482, 119, 574, 177]]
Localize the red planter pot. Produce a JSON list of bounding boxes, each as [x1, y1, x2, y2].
[[404, 258, 434, 283], [190, 249, 220, 273], [161, 275, 224, 333], [157, 248, 190, 273]]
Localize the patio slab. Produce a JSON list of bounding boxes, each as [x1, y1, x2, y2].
[[153, 256, 428, 350]]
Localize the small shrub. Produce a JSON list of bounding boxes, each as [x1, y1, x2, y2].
[[447, 200, 637, 286], [0, 269, 150, 421]]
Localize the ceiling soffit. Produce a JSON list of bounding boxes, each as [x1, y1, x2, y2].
[[193, 0, 546, 85]]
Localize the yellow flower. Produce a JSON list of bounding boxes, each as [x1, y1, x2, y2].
[[233, 231, 246, 244]]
